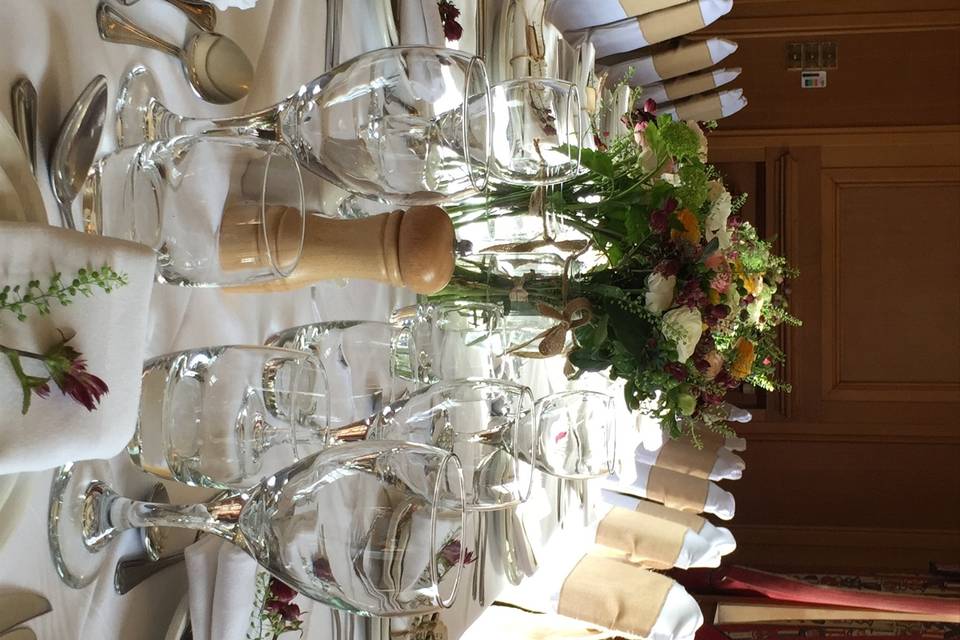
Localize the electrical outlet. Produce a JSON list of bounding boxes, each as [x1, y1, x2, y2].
[[802, 42, 821, 69], [786, 43, 803, 70], [821, 41, 838, 69]]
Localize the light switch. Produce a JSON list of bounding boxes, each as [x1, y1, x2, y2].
[[821, 41, 838, 69], [802, 42, 821, 69], [786, 43, 803, 70]]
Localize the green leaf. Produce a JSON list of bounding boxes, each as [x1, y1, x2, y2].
[[577, 147, 615, 179], [606, 304, 651, 361], [568, 348, 611, 372], [624, 207, 650, 243]]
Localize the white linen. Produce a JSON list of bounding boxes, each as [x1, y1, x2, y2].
[[399, 0, 446, 46], [564, 1, 733, 57], [184, 536, 259, 640], [639, 67, 741, 105], [633, 442, 746, 481], [602, 38, 739, 86], [660, 88, 748, 121], [0, 111, 46, 225], [546, 0, 689, 33], [209, 0, 257, 10], [0, 223, 156, 474]]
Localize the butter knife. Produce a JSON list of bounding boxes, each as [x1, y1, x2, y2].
[[1, 628, 38, 640], [0, 593, 50, 634]]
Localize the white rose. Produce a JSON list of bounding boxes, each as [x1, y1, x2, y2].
[[644, 272, 676, 314], [726, 286, 741, 320], [747, 286, 774, 325], [704, 180, 733, 250], [686, 120, 709, 161], [661, 307, 703, 363]]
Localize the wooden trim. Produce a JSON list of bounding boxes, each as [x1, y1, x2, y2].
[[734, 421, 960, 443], [698, 10, 960, 38]]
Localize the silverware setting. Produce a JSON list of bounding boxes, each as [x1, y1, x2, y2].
[[118, 0, 218, 32], [9, 78, 38, 176], [96, 2, 252, 105], [49, 75, 108, 231]]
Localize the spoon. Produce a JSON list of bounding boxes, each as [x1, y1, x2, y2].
[[10, 78, 39, 175], [49, 75, 108, 230], [96, 3, 252, 105], [118, 0, 218, 32]]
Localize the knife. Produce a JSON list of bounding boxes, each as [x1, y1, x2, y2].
[[1, 629, 37, 640], [0, 593, 51, 634]]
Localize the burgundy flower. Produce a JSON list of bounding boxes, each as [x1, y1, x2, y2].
[[701, 391, 724, 406], [313, 557, 335, 583], [704, 304, 730, 327], [437, 0, 463, 40], [593, 133, 608, 151], [43, 337, 109, 412], [675, 280, 707, 308], [266, 600, 302, 623], [649, 208, 669, 235], [34, 381, 51, 399], [643, 98, 657, 115], [269, 578, 297, 603], [663, 198, 678, 214], [664, 362, 688, 382], [440, 538, 477, 566], [655, 259, 681, 278]]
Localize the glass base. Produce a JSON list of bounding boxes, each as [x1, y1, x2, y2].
[[116, 65, 162, 148], [47, 461, 114, 589]]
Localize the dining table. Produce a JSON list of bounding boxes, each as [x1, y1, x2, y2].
[[0, 1, 586, 638]]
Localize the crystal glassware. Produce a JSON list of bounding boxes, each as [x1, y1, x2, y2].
[[49, 441, 467, 616], [533, 390, 616, 478], [390, 301, 506, 384], [489, 78, 581, 186], [116, 46, 492, 205], [128, 345, 329, 490], [82, 135, 306, 287], [327, 379, 535, 511], [264, 321, 413, 426]]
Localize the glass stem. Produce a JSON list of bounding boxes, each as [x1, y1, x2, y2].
[[85, 481, 246, 551], [149, 100, 284, 142]]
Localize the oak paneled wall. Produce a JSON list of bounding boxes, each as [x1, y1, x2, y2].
[[694, 0, 960, 129]]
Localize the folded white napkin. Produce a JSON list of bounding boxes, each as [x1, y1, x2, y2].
[[546, 0, 689, 33], [185, 536, 260, 640], [659, 87, 748, 121], [0, 222, 156, 474], [0, 111, 46, 225], [399, 0, 446, 46], [565, 0, 733, 58], [605, 462, 736, 520], [639, 67, 741, 105], [634, 440, 746, 481], [601, 38, 738, 86]]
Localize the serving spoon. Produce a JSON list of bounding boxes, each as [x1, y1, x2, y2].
[[119, 0, 218, 32], [96, 3, 252, 105]]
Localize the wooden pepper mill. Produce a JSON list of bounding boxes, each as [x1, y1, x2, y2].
[[220, 205, 456, 294]]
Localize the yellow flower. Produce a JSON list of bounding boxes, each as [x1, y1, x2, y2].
[[708, 289, 721, 305], [731, 338, 756, 380], [734, 261, 764, 296], [671, 209, 701, 245]]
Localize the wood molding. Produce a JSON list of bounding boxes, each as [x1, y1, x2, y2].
[[698, 10, 960, 38], [732, 421, 960, 443], [820, 166, 960, 405]]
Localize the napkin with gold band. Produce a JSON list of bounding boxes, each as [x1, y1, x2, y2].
[[600, 38, 738, 86], [564, 0, 733, 58], [601, 490, 737, 563], [634, 438, 746, 481], [498, 551, 704, 640], [605, 462, 736, 520], [637, 67, 741, 105], [0, 222, 156, 474], [546, 0, 690, 33], [659, 87, 748, 122]]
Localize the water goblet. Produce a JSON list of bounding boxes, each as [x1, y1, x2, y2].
[[533, 390, 617, 479], [116, 46, 492, 205], [489, 78, 582, 186], [128, 345, 329, 491], [328, 378, 535, 512], [82, 135, 306, 287], [49, 441, 468, 617]]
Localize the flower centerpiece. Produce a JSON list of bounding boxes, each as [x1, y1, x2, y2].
[[434, 100, 800, 440]]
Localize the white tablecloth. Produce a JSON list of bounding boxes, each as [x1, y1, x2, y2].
[[0, 2, 429, 638]]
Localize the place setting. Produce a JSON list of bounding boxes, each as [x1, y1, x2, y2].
[[0, 1, 791, 639]]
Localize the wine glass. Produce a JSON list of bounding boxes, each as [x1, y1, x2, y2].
[[489, 78, 582, 186], [127, 345, 330, 490], [49, 441, 467, 616], [533, 390, 616, 478], [116, 46, 492, 205], [327, 378, 535, 512], [82, 135, 306, 288], [390, 301, 506, 384]]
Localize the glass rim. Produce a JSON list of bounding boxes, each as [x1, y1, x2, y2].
[[265, 320, 394, 347], [259, 141, 305, 279], [463, 55, 491, 195], [536, 389, 617, 480], [430, 449, 467, 610]]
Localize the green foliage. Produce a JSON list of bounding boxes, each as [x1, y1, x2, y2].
[[1, 266, 128, 322]]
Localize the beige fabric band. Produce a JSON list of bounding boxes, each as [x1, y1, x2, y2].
[[595, 507, 688, 568], [675, 91, 724, 121], [663, 70, 720, 101], [558, 555, 673, 638], [637, 1, 707, 47], [619, 0, 688, 17], [651, 41, 715, 81], [634, 498, 707, 533], [646, 466, 709, 513], [655, 439, 722, 479]]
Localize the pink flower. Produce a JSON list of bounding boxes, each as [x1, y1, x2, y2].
[[643, 98, 657, 116], [710, 269, 732, 293], [704, 253, 725, 270], [554, 430, 568, 444], [43, 335, 109, 412]]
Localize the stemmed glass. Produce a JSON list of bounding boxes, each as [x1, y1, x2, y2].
[[533, 390, 617, 479], [49, 441, 468, 616], [127, 345, 330, 491], [117, 46, 492, 205], [82, 135, 306, 288], [327, 379, 535, 512]]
